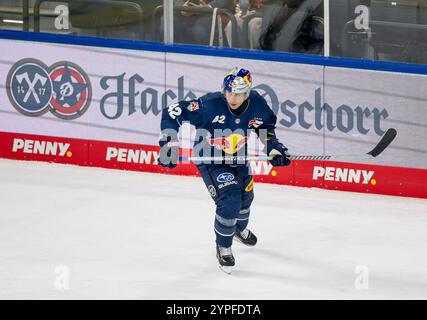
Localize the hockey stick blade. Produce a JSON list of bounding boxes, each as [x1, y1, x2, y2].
[[366, 128, 397, 157]]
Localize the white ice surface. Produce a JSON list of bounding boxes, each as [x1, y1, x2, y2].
[[0, 159, 427, 299]]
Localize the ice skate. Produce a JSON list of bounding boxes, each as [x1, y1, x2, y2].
[[234, 229, 257, 246], [216, 244, 235, 274]]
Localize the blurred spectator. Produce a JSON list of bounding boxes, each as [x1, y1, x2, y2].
[[259, 0, 323, 54], [69, 0, 162, 40], [225, 0, 308, 50], [225, 0, 267, 49], [174, 0, 235, 45]]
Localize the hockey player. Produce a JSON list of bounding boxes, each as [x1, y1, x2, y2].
[[159, 67, 291, 273]]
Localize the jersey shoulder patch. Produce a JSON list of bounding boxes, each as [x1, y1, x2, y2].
[[178, 98, 202, 111], [186, 100, 200, 112]]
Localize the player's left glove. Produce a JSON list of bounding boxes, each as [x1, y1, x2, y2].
[[269, 143, 291, 167]]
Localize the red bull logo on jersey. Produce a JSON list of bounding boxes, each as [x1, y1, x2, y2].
[[208, 133, 248, 155]]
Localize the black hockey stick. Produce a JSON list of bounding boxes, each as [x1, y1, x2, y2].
[[180, 128, 397, 162], [285, 127, 398, 161], [366, 127, 397, 157]]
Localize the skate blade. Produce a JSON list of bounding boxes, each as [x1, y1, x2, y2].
[[234, 236, 255, 247], [219, 265, 233, 275]]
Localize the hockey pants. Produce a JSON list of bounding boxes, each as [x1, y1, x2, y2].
[[197, 164, 254, 248]]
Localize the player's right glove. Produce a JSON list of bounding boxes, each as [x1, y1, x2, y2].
[[158, 131, 179, 169], [268, 143, 291, 167]]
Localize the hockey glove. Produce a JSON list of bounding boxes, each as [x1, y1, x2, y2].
[[158, 131, 179, 169], [269, 144, 291, 167]]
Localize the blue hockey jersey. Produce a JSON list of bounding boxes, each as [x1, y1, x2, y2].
[[160, 90, 281, 165]]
